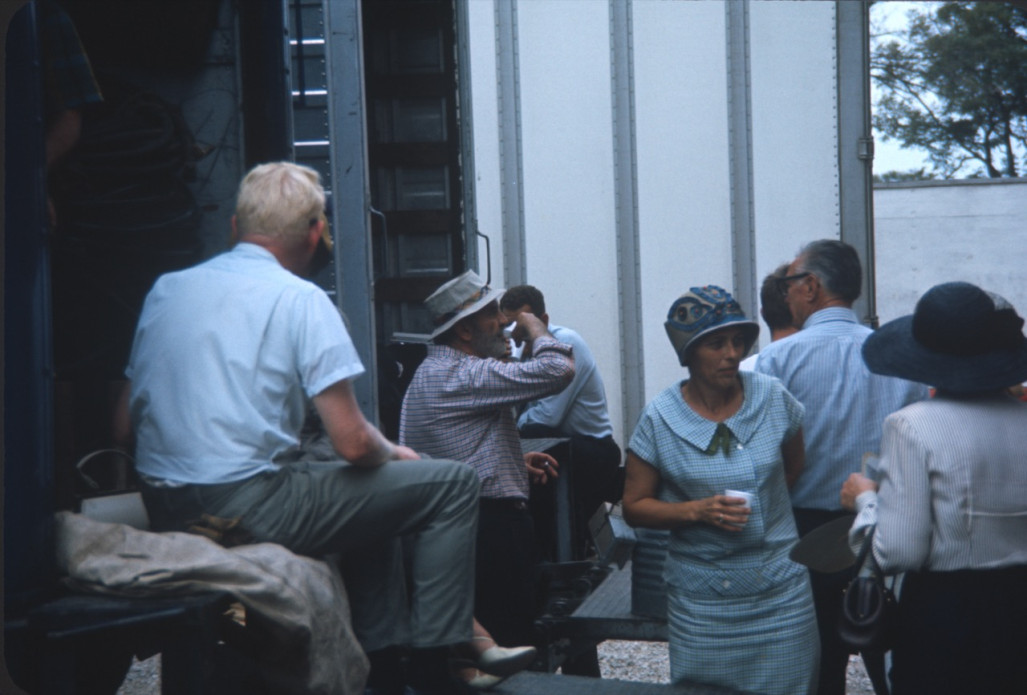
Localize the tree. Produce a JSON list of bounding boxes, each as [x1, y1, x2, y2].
[[872, 2, 1027, 179]]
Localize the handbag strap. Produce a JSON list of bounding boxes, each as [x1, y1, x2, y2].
[[856, 525, 893, 589], [854, 524, 876, 568]]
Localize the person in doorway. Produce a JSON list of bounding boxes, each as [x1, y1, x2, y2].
[[755, 239, 928, 695], [622, 285, 817, 694], [38, 0, 104, 228], [117, 162, 479, 695]]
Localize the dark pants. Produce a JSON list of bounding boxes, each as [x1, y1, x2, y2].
[[520, 425, 623, 562], [891, 565, 1027, 695], [475, 498, 536, 647], [794, 507, 857, 695]]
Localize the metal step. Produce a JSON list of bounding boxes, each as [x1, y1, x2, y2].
[[565, 561, 667, 642]]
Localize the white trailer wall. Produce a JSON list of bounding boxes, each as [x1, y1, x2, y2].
[[468, 0, 852, 443], [632, 1, 733, 403], [516, 1, 624, 435], [749, 2, 840, 277], [874, 179, 1027, 325]]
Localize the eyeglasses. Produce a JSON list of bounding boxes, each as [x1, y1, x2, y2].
[[776, 272, 811, 296]]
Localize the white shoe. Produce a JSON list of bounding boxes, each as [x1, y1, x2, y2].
[[466, 670, 506, 690], [476, 644, 537, 677]]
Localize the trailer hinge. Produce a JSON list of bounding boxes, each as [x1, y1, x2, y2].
[[857, 136, 875, 161]]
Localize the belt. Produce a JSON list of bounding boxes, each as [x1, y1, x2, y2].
[[479, 497, 528, 512]]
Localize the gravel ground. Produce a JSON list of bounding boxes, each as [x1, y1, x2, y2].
[[118, 644, 877, 693], [116, 656, 159, 695], [595, 640, 876, 693]]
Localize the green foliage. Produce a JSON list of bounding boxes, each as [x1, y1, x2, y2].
[[872, 168, 935, 184], [872, 2, 1027, 178]]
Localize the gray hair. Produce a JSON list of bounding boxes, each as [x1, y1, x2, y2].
[[796, 239, 862, 303]]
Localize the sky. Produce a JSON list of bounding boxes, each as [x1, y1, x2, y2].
[[869, 1, 940, 175]]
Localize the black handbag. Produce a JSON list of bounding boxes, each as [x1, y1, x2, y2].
[[837, 526, 898, 652]]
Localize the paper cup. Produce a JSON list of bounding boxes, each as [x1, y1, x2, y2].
[[724, 489, 755, 509]]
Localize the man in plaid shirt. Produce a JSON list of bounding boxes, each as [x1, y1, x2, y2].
[[400, 271, 574, 648]]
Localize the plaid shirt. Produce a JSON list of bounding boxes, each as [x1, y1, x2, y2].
[[399, 337, 574, 499]]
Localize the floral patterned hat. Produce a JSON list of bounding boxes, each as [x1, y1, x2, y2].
[[664, 285, 759, 366]]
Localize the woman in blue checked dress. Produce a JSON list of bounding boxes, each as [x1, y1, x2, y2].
[[623, 286, 818, 694]]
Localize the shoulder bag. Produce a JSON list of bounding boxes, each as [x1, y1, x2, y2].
[[837, 525, 898, 652]]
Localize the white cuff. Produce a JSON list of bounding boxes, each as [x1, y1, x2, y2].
[[854, 489, 878, 512]]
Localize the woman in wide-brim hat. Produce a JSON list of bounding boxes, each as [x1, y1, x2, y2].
[[841, 281, 1027, 695], [622, 285, 818, 695]]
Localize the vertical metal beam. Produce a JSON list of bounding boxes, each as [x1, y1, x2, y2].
[[609, 0, 645, 441], [324, 0, 378, 420], [836, 0, 877, 327], [455, 0, 479, 274], [495, 0, 526, 285], [726, 0, 757, 322]]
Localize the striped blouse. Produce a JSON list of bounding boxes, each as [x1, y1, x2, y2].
[[851, 392, 1027, 572]]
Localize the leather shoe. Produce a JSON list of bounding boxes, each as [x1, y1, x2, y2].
[[465, 669, 505, 691], [476, 644, 537, 677]]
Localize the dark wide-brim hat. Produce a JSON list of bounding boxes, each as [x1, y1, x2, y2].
[[665, 285, 759, 366], [863, 281, 1027, 393]]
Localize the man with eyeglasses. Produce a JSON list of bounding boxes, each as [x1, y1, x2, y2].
[[755, 239, 927, 695]]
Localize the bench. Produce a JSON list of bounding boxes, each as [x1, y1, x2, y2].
[[19, 590, 234, 694]]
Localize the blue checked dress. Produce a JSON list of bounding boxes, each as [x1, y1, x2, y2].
[[628, 370, 818, 694]]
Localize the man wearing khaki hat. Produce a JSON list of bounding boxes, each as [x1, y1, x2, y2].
[[400, 270, 575, 650]]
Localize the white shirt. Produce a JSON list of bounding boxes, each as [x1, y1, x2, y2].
[[126, 243, 364, 484], [738, 352, 759, 372], [851, 392, 1027, 572]]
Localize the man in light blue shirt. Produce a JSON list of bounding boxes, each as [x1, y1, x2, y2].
[[118, 162, 479, 695], [756, 239, 927, 695], [500, 286, 622, 564]]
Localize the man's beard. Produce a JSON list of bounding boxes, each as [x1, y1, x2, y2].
[[469, 326, 509, 359]]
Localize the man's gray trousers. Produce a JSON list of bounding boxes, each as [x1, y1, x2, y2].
[[139, 458, 479, 652]]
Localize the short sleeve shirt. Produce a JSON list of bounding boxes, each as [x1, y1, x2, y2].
[[126, 243, 364, 484], [628, 371, 807, 596], [518, 324, 614, 439]]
